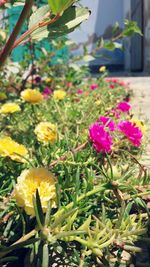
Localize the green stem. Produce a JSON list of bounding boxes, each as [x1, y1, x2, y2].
[[13, 229, 37, 245], [123, 245, 143, 253], [0, 0, 34, 68], [54, 183, 110, 219]]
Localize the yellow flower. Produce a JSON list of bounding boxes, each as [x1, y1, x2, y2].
[[0, 102, 20, 114], [45, 77, 52, 84], [130, 118, 147, 134], [0, 92, 7, 101], [13, 168, 57, 216], [21, 89, 43, 104], [99, 66, 106, 73], [0, 137, 28, 162], [53, 90, 66, 101], [34, 122, 57, 144]]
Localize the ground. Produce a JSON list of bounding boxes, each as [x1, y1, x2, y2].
[[118, 76, 150, 167]]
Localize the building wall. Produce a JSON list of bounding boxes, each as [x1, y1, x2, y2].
[[70, 0, 148, 73], [69, 0, 124, 69], [144, 0, 150, 72], [123, 0, 131, 71]]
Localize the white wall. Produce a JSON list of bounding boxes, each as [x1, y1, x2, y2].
[[69, 0, 124, 66]]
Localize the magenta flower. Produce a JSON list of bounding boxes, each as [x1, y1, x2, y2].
[[77, 89, 83, 95], [89, 123, 113, 153], [109, 84, 115, 89], [34, 76, 42, 84], [105, 78, 118, 84], [117, 101, 131, 113], [118, 121, 143, 147], [90, 84, 98, 90], [43, 87, 52, 99], [99, 116, 115, 131], [105, 78, 129, 88]]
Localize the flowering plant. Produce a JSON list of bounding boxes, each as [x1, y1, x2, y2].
[[0, 1, 149, 266], [0, 71, 149, 267]]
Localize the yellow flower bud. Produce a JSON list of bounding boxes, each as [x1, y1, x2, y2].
[[99, 66, 106, 73]]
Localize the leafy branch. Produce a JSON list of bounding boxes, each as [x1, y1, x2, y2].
[[0, 0, 35, 68]]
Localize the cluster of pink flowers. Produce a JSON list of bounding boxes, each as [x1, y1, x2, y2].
[[105, 78, 129, 89], [118, 121, 143, 147], [89, 123, 113, 153], [89, 113, 143, 154], [76, 84, 98, 96]]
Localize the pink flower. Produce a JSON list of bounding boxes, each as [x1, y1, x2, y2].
[[109, 84, 115, 89], [105, 78, 129, 88], [89, 123, 113, 153], [118, 121, 143, 147], [90, 84, 98, 90], [77, 89, 83, 95], [105, 78, 118, 84], [99, 116, 115, 131], [66, 82, 73, 88], [117, 101, 131, 113], [43, 87, 52, 99], [118, 80, 129, 88]]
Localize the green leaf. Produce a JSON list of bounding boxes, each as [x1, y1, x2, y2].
[[28, 5, 50, 41], [134, 197, 150, 216], [42, 244, 49, 267], [48, 0, 75, 15], [78, 215, 91, 231], [33, 189, 45, 229], [83, 55, 95, 62], [103, 41, 116, 51], [29, 5, 90, 41], [44, 200, 52, 227], [123, 20, 142, 37], [113, 42, 122, 49], [51, 208, 78, 229], [48, 6, 90, 39]]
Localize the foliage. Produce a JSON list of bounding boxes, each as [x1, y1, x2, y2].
[[0, 0, 90, 67], [0, 1, 148, 266], [0, 65, 149, 266]]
